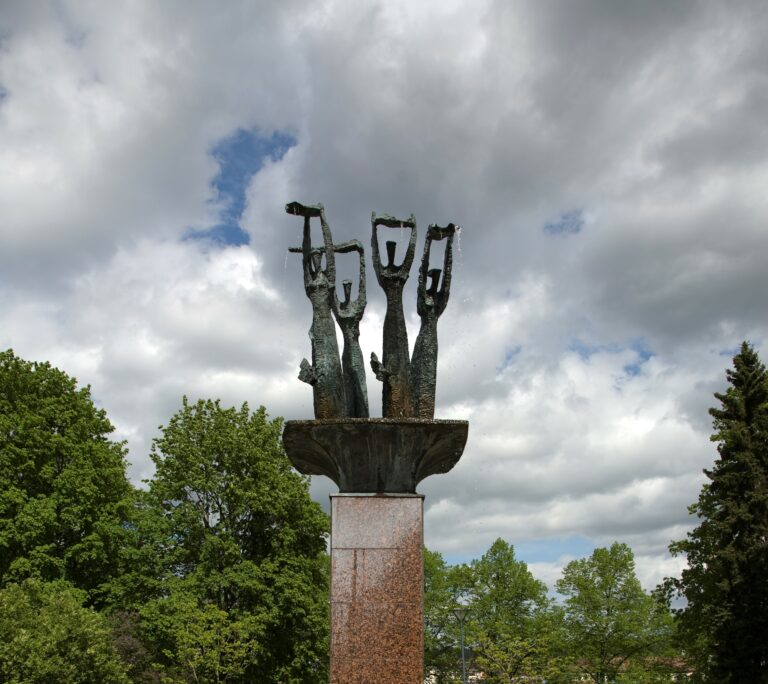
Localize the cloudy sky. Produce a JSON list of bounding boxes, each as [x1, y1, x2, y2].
[[2, 0, 768, 591]]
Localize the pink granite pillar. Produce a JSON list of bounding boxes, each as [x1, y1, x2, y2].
[[330, 494, 424, 683]]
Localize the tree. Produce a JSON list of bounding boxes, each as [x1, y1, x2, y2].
[[140, 589, 261, 683], [667, 342, 768, 681], [142, 398, 330, 683], [557, 542, 676, 683], [0, 578, 130, 683], [107, 610, 165, 684], [467, 539, 563, 683], [0, 349, 132, 603], [425, 540, 566, 683], [424, 548, 471, 683]]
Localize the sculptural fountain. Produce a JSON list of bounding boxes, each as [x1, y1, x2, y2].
[[283, 202, 468, 683]]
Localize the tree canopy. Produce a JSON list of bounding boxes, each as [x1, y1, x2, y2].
[[138, 397, 330, 683], [4, 348, 741, 682], [557, 542, 676, 683], [0, 578, 130, 683], [423, 548, 472, 683], [467, 539, 561, 683], [424, 540, 563, 684], [0, 349, 132, 603], [424, 539, 678, 683], [0, 350, 332, 682], [668, 341, 768, 682]]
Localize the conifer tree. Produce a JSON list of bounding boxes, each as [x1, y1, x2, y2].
[[669, 342, 768, 681]]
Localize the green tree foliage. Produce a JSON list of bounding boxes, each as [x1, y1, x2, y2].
[[425, 540, 566, 683], [141, 398, 330, 683], [424, 548, 470, 682], [667, 342, 768, 682], [141, 589, 261, 683], [0, 578, 130, 683], [468, 539, 565, 683], [557, 542, 676, 683], [104, 488, 175, 613], [107, 610, 164, 684], [0, 349, 132, 603]]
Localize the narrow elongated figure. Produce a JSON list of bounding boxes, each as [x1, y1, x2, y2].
[[411, 223, 456, 418], [332, 240, 369, 417], [370, 213, 417, 417], [286, 201, 346, 419]]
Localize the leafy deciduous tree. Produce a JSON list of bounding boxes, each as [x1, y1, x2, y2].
[[0, 578, 130, 683], [424, 548, 471, 682], [468, 539, 564, 684], [0, 349, 132, 604], [557, 542, 676, 683], [143, 398, 330, 683], [425, 540, 567, 683]]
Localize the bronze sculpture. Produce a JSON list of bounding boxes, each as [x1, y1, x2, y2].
[[332, 240, 369, 418], [286, 202, 457, 424], [410, 223, 455, 418], [286, 201, 346, 419], [370, 213, 417, 418], [284, 202, 468, 684]]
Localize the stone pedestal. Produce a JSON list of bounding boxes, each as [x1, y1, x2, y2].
[[283, 419, 468, 682], [330, 494, 424, 684]]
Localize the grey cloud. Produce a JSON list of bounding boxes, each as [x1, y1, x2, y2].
[[2, 0, 767, 587]]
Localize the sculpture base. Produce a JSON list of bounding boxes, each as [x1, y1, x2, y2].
[[283, 418, 468, 493], [330, 494, 423, 683]]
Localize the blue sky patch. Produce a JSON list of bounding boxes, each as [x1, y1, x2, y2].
[[544, 209, 584, 236], [568, 338, 620, 360], [568, 338, 655, 377], [623, 339, 655, 376], [496, 345, 522, 374], [186, 129, 296, 246], [514, 535, 596, 564]]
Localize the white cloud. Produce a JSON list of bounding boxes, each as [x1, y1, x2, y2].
[[3, 0, 768, 590]]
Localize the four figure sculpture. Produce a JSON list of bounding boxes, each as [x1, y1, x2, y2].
[[288, 201, 456, 420]]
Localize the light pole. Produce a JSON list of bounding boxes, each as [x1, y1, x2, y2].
[[452, 607, 468, 684]]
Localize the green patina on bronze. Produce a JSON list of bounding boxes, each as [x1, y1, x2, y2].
[[287, 202, 458, 422], [410, 223, 456, 419], [289, 239, 369, 418], [332, 239, 369, 418], [286, 202, 467, 492], [370, 212, 417, 418], [286, 201, 346, 419]]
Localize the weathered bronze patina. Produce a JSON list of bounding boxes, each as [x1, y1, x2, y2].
[[332, 240, 369, 418], [285, 202, 466, 492], [370, 213, 417, 418], [286, 201, 345, 419], [282, 418, 468, 493], [410, 223, 455, 419]]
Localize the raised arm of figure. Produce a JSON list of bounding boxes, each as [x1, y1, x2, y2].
[[332, 239, 366, 318], [371, 213, 417, 284], [420, 223, 456, 316]]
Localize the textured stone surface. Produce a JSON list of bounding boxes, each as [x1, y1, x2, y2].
[[331, 495, 424, 683], [282, 418, 468, 493]]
